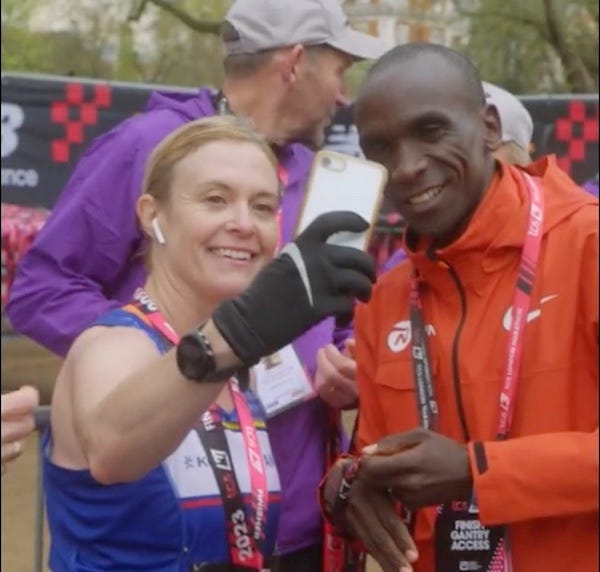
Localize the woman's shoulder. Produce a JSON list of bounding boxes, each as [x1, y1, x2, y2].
[[65, 318, 163, 375]]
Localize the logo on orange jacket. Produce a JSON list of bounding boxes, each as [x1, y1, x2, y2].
[[387, 320, 436, 353], [502, 294, 558, 331]]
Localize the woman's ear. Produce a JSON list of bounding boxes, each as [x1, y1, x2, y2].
[[482, 103, 502, 151], [137, 194, 161, 242]]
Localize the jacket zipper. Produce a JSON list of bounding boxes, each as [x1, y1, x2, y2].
[[433, 255, 471, 442]]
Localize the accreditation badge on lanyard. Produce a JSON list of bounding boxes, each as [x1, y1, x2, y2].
[[409, 172, 545, 572], [434, 502, 506, 572]]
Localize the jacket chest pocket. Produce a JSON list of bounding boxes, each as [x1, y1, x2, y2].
[[372, 358, 434, 433]]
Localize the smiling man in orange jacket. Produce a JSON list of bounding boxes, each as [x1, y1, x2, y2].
[[319, 43, 598, 572]]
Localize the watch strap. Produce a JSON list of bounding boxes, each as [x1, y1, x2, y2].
[[176, 325, 247, 388]]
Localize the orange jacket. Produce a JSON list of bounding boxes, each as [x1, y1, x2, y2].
[[354, 157, 598, 572]]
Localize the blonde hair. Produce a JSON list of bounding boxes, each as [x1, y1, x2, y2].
[[141, 115, 280, 204]]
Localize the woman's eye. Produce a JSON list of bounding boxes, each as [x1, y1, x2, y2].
[[204, 194, 226, 205], [254, 203, 276, 215]]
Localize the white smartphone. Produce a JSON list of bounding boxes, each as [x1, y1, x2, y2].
[[295, 150, 388, 251]]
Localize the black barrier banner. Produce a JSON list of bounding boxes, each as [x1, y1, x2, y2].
[[1, 73, 195, 208], [1, 72, 598, 210]]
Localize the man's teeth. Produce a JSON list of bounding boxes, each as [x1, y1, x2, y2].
[[408, 185, 443, 205], [213, 248, 252, 260]]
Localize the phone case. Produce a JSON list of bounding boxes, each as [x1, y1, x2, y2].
[[295, 150, 388, 250]]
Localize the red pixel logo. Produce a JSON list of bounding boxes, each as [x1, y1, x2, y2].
[[50, 82, 112, 163], [555, 100, 598, 174]]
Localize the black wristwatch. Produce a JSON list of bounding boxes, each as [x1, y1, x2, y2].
[[176, 325, 243, 385]]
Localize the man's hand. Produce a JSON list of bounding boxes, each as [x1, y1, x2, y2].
[[315, 341, 358, 409], [1, 386, 39, 475], [360, 428, 473, 510], [323, 459, 419, 572]]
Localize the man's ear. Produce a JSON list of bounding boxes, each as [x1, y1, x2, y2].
[[482, 103, 502, 151], [279, 44, 304, 84]]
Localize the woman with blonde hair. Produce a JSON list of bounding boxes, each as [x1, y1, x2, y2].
[[43, 115, 375, 571]]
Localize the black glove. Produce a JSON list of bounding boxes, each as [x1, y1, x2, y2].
[[212, 211, 376, 367]]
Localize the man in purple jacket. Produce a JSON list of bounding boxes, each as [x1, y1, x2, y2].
[[6, 0, 386, 569]]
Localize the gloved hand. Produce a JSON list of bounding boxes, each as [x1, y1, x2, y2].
[[212, 211, 376, 367]]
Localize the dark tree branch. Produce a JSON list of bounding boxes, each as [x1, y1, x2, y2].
[[542, 0, 595, 91], [135, 0, 222, 35]]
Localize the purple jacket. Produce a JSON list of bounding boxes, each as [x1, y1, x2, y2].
[[7, 88, 333, 554], [582, 177, 598, 198], [382, 247, 408, 273]]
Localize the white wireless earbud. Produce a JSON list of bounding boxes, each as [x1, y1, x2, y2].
[[151, 217, 166, 245]]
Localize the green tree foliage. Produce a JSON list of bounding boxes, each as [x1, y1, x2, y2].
[[3, 0, 596, 94], [454, 0, 598, 93], [1, 0, 227, 87], [125, 0, 227, 87]]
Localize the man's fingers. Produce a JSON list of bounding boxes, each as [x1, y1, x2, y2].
[[1, 440, 24, 465], [1, 414, 36, 444], [323, 384, 358, 409], [384, 505, 419, 563], [1, 386, 39, 417], [370, 492, 418, 563], [343, 338, 356, 358], [363, 428, 427, 456], [315, 346, 348, 390], [347, 494, 414, 572], [358, 448, 424, 490], [315, 344, 358, 408], [322, 343, 357, 379]]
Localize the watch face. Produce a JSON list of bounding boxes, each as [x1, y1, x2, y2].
[[176, 332, 214, 381]]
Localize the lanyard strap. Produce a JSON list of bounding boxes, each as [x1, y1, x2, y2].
[[409, 172, 545, 439], [496, 172, 544, 439], [409, 277, 439, 431], [131, 288, 268, 570], [199, 397, 267, 570]]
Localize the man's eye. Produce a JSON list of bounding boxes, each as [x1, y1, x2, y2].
[[421, 124, 446, 139], [363, 140, 388, 156]]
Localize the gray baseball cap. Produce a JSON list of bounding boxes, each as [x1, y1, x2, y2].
[[223, 0, 388, 60], [483, 81, 533, 152]]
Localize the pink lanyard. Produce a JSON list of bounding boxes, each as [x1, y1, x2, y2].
[[496, 172, 544, 439], [409, 171, 545, 439], [132, 289, 269, 570]]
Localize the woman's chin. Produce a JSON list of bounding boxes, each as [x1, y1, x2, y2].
[[210, 278, 255, 302]]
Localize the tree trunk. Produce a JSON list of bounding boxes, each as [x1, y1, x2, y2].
[[543, 0, 595, 91]]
